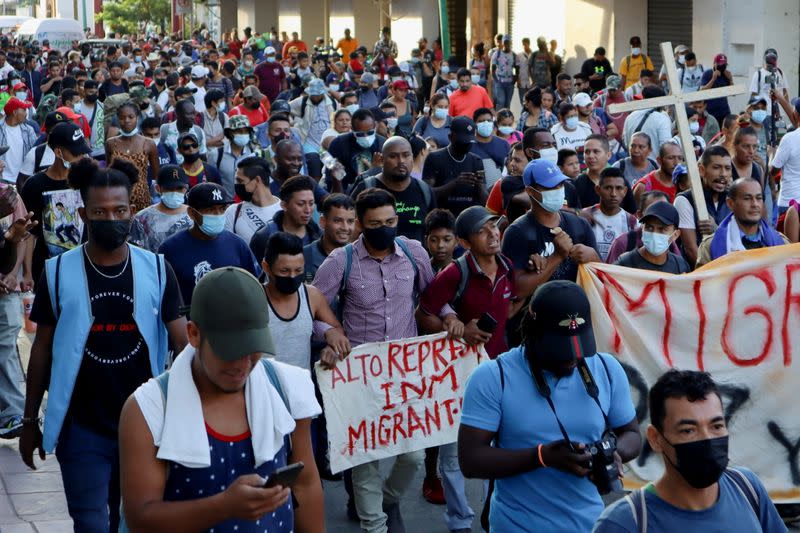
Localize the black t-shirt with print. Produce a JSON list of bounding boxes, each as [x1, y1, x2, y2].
[[350, 177, 436, 243], [30, 251, 182, 437], [422, 148, 484, 217], [20, 171, 85, 283], [500, 210, 597, 282]]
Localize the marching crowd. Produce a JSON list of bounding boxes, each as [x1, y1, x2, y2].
[[0, 22, 793, 533]]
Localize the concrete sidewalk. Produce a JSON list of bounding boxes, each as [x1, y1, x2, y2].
[[0, 442, 72, 533]]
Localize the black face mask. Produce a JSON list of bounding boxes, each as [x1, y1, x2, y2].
[[271, 133, 289, 146], [234, 182, 253, 202], [272, 273, 304, 294], [183, 152, 201, 164], [717, 64, 727, 73], [155, 78, 166, 86], [89, 219, 131, 251], [362, 225, 396, 250], [663, 434, 729, 489], [85, 93, 98, 103], [139, 101, 149, 111]]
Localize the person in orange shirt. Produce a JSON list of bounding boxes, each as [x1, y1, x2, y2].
[[282, 32, 308, 60], [449, 68, 493, 119], [336, 28, 359, 60]]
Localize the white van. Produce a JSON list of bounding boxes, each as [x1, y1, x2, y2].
[[15, 18, 83, 53], [0, 16, 33, 35]]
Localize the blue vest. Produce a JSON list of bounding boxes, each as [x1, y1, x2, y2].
[[43, 245, 169, 452]]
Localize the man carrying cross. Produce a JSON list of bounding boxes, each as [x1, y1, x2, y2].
[[609, 42, 746, 262]]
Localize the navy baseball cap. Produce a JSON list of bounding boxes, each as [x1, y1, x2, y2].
[[455, 206, 499, 239], [522, 159, 569, 188], [641, 201, 679, 227]]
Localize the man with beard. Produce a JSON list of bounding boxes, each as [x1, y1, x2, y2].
[[349, 136, 435, 242], [695, 178, 786, 268], [459, 280, 640, 532], [674, 146, 733, 267], [594, 369, 785, 532]]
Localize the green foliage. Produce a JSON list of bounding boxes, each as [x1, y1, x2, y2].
[[97, 0, 170, 35]]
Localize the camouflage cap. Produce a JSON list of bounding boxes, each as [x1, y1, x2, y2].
[[225, 114, 252, 131], [128, 84, 150, 103]]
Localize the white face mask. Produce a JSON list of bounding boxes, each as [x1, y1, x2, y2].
[[356, 134, 375, 148], [535, 147, 559, 164], [386, 117, 398, 129], [642, 231, 671, 255], [689, 121, 700, 134], [15, 92, 26, 101], [631, 47, 641, 56], [532, 187, 565, 213], [677, 55, 686, 65]]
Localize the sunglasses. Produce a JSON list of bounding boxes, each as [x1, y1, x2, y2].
[[181, 142, 199, 150], [354, 129, 376, 137]]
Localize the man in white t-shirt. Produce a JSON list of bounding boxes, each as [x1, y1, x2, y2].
[[749, 49, 789, 115], [119, 267, 325, 532], [771, 126, 800, 209], [186, 65, 209, 114], [581, 167, 636, 260], [0, 51, 15, 80], [0, 98, 37, 184], [623, 86, 672, 150], [224, 157, 282, 243]]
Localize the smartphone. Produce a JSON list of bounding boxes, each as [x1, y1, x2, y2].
[[476, 312, 498, 334], [264, 462, 304, 488]]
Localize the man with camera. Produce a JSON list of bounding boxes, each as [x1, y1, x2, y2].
[[458, 280, 641, 532]]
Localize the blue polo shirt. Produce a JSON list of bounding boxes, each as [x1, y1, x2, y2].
[[461, 347, 635, 532]]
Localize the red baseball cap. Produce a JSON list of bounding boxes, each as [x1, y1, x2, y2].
[[714, 53, 728, 65], [391, 79, 410, 91], [56, 106, 81, 122], [3, 97, 31, 115], [12, 83, 27, 92]]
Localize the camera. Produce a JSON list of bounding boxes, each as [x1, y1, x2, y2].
[[587, 430, 622, 494]]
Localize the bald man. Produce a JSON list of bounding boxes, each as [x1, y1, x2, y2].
[[270, 139, 329, 205], [349, 136, 436, 242]]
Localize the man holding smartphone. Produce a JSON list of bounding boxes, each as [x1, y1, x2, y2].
[[417, 205, 523, 533]]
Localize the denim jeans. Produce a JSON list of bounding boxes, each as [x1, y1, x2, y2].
[[0, 293, 23, 426], [352, 449, 424, 533], [55, 420, 121, 533], [493, 81, 515, 110], [439, 442, 475, 531]]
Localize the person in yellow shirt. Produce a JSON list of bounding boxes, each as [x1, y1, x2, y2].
[[619, 36, 654, 89], [336, 29, 359, 61]]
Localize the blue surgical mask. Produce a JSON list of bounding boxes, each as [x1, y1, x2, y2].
[[642, 230, 671, 255], [161, 191, 185, 209], [471, 74, 481, 84], [476, 120, 494, 137], [498, 125, 515, 136], [689, 121, 700, 134], [386, 117, 398, 129], [60, 155, 71, 169], [356, 134, 375, 148], [120, 127, 139, 137], [449, 79, 458, 89], [440, 65, 450, 75], [346, 103, 359, 114], [217, 101, 226, 112], [532, 187, 565, 213], [199, 213, 225, 237], [751, 109, 768, 124], [433, 107, 448, 120], [565, 116, 580, 129], [233, 133, 250, 147]]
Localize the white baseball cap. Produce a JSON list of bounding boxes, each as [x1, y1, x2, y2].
[[191, 64, 209, 79], [265, 46, 276, 55], [573, 92, 593, 107]]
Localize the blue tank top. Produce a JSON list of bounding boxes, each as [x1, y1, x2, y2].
[[164, 425, 293, 532]]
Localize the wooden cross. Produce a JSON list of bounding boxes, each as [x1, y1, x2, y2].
[[608, 42, 746, 220]]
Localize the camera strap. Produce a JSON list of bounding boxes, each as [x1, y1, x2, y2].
[[528, 355, 613, 450]]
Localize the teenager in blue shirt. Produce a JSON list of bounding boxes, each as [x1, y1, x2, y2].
[[594, 369, 786, 533], [459, 280, 640, 532], [159, 182, 260, 307]]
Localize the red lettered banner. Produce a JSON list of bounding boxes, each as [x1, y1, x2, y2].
[[579, 244, 800, 501], [314, 333, 487, 473]]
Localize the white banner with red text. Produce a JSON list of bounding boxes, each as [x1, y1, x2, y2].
[[314, 333, 488, 473], [579, 244, 800, 501]]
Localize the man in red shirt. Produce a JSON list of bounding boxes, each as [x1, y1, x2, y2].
[[449, 68, 493, 119], [254, 46, 286, 103], [229, 86, 271, 127]]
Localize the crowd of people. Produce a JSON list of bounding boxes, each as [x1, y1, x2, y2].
[[0, 22, 792, 533]]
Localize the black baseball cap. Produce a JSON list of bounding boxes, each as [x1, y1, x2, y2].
[[186, 182, 230, 209], [455, 206, 499, 239], [271, 99, 290, 113], [157, 164, 187, 188], [190, 267, 275, 360], [47, 122, 91, 155], [527, 280, 597, 364], [451, 116, 476, 144], [501, 176, 526, 210], [641, 201, 679, 227], [178, 132, 199, 147], [43, 110, 70, 132], [174, 86, 197, 98]]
